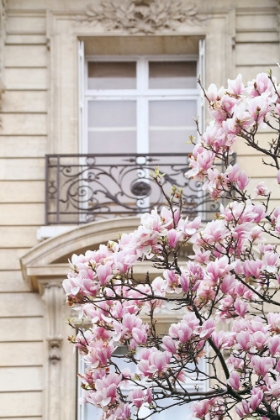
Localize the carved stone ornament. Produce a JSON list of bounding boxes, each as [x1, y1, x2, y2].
[[42, 284, 64, 365], [77, 0, 207, 33], [48, 335, 63, 364]]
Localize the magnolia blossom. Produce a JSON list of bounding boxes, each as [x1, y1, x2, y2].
[[64, 72, 280, 420]]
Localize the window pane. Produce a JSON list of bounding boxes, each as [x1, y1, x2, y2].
[[149, 130, 195, 154], [88, 62, 136, 89], [88, 131, 136, 154], [84, 403, 101, 419], [151, 399, 193, 419], [149, 61, 197, 89], [83, 395, 193, 420], [88, 101, 136, 128], [149, 100, 197, 127]]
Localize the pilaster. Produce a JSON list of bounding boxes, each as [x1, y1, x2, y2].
[[41, 282, 65, 420], [0, 0, 6, 114]]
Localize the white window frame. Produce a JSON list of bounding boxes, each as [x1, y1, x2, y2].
[[77, 347, 208, 420], [80, 52, 202, 155]]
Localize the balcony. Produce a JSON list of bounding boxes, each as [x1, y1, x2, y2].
[[45, 153, 222, 225]]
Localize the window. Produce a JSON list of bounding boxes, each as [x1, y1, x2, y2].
[[76, 42, 207, 417], [77, 344, 207, 420], [80, 54, 201, 155]]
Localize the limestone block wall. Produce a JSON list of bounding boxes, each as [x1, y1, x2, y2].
[[0, 0, 278, 419], [0, 6, 47, 419], [234, 1, 280, 232]]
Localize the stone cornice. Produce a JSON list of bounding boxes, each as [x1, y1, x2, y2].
[[20, 217, 141, 293], [76, 0, 208, 34]]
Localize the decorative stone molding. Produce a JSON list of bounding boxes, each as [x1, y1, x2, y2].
[[0, 0, 6, 118], [48, 336, 63, 364], [21, 217, 142, 293], [41, 283, 65, 420], [77, 0, 207, 34], [42, 284, 64, 363]]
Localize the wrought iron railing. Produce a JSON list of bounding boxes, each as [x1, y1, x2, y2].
[[45, 153, 223, 225]]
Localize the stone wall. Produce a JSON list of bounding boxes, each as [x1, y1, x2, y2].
[[0, 0, 279, 418]]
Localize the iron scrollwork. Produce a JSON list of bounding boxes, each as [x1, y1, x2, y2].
[[46, 153, 221, 225]]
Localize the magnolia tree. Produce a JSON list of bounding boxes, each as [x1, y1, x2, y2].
[[63, 71, 280, 420]]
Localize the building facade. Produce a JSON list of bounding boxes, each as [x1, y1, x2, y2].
[[0, 0, 280, 419]]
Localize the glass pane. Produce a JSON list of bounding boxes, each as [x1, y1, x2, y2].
[[88, 101, 136, 128], [88, 61, 136, 89], [149, 61, 197, 89], [84, 396, 193, 420], [149, 130, 195, 154], [84, 402, 101, 419], [151, 399, 193, 419], [88, 131, 136, 154], [149, 100, 197, 127]]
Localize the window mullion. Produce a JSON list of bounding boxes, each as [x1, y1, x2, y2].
[[78, 40, 85, 154], [136, 58, 149, 154], [198, 39, 206, 133]]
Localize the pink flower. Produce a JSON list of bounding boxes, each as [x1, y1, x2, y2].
[[206, 83, 225, 102], [110, 403, 131, 420], [267, 336, 280, 356], [248, 95, 270, 122], [254, 182, 270, 197], [85, 341, 115, 368], [234, 299, 248, 317], [180, 271, 190, 293], [163, 269, 180, 293], [249, 388, 263, 411], [167, 229, 182, 248], [228, 371, 240, 390], [201, 219, 228, 244], [227, 74, 244, 95], [122, 313, 144, 334], [248, 72, 274, 97], [178, 216, 201, 237], [251, 356, 274, 376], [211, 331, 227, 349], [151, 276, 167, 296], [96, 262, 113, 286], [188, 149, 216, 178], [200, 318, 216, 339], [263, 251, 279, 273], [192, 398, 217, 419], [250, 331, 269, 350], [162, 335, 178, 354], [132, 327, 147, 345], [236, 170, 249, 190], [169, 321, 193, 344], [236, 331, 251, 351], [86, 372, 122, 408], [160, 206, 180, 228], [207, 256, 231, 282], [128, 388, 152, 409], [138, 348, 171, 377], [243, 259, 263, 278], [235, 400, 251, 417], [220, 274, 236, 294]]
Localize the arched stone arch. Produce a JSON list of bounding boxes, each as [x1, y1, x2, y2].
[[21, 216, 141, 293]]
